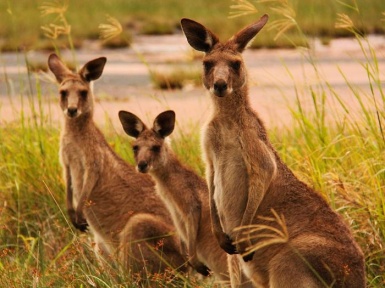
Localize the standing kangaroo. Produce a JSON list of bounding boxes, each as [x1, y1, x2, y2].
[[181, 15, 365, 287], [118, 110, 254, 287], [48, 54, 186, 277]]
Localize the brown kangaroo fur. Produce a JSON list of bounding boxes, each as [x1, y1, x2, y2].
[[118, 110, 254, 287], [48, 54, 186, 277], [181, 15, 365, 287]]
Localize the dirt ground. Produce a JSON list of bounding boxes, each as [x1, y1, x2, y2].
[[0, 34, 384, 134]]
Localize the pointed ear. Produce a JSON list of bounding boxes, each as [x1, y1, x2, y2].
[[118, 111, 146, 138], [230, 14, 268, 52], [181, 18, 219, 52], [48, 53, 73, 83], [153, 110, 175, 138], [79, 57, 107, 82]]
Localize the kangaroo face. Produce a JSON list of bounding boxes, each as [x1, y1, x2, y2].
[[48, 53, 106, 119], [181, 15, 268, 97], [132, 130, 165, 173], [59, 78, 91, 118], [119, 110, 176, 173], [203, 49, 245, 97]]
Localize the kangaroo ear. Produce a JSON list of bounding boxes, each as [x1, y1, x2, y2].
[[119, 111, 146, 138], [79, 57, 107, 82], [153, 110, 175, 138], [181, 18, 219, 52], [48, 53, 73, 83], [230, 14, 268, 52]]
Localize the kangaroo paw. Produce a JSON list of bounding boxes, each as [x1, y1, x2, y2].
[[242, 251, 255, 262], [220, 234, 238, 255], [196, 263, 211, 276], [68, 209, 88, 232], [74, 220, 89, 232]]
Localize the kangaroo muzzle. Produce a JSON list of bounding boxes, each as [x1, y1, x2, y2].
[[211, 65, 232, 97], [137, 160, 149, 173], [66, 107, 78, 118], [213, 79, 228, 97]]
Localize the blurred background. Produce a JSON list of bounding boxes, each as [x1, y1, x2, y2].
[[1, 0, 385, 51]]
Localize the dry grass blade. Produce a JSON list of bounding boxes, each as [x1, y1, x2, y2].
[[335, 13, 354, 30], [234, 209, 289, 257], [99, 15, 123, 42], [336, 0, 360, 12], [268, 18, 295, 40], [41, 23, 71, 39], [229, 0, 258, 19], [39, 0, 71, 40], [255, 0, 298, 40], [39, 0, 69, 17]]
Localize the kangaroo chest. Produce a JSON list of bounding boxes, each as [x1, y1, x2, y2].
[[206, 121, 249, 233], [155, 182, 191, 243], [60, 134, 102, 206]]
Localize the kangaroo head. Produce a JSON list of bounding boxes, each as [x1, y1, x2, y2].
[[181, 14, 268, 98], [119, 110, 175, 173], [48, 53, 106, 119]]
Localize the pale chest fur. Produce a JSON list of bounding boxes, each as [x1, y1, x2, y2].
[[202, 119, 249, 233], [155, 182, 190, 243], [59, 131, 105, 206]]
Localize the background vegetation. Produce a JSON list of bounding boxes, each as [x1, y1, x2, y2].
[[1, 0, 385, 50], [0, 0, 384, 287]]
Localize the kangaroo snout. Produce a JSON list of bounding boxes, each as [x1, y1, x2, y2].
[[213, 80, 228, 97], [137, 161, 149, 173], [67, 107, 78, 118]]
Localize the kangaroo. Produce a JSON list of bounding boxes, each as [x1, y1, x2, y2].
[[118, 110, 254, 287], [181, 15, 365, 287], [48, 54, 186, 277]]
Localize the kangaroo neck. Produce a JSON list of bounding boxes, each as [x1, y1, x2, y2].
[[211, 85, 250, 117], [151, 151, 181, 183], [150, 150, 203, 221], [64, 112, 94, 134]]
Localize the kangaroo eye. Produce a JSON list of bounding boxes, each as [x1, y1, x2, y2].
[[203, 61, 214, 72], [60, 90, 68, 99], [151, 145, 161, 153], [231, 61, 241, 71], [79, 90, 88, 99], [132, 145, 139, 153]]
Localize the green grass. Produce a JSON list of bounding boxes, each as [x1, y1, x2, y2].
[[1, 0, 385, 51], [150, 66, 202, 90], [0, 105, 208, 287]]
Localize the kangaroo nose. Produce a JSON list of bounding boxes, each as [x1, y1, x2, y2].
[[67, 107, 78, 117], [213, 80, 228, 96], [137, 161, 148, 173]]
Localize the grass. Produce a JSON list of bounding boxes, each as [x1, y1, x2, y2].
[[0, 104, 207, 287], [150, 66, 202, 90], [1, 0, 385, 51]]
